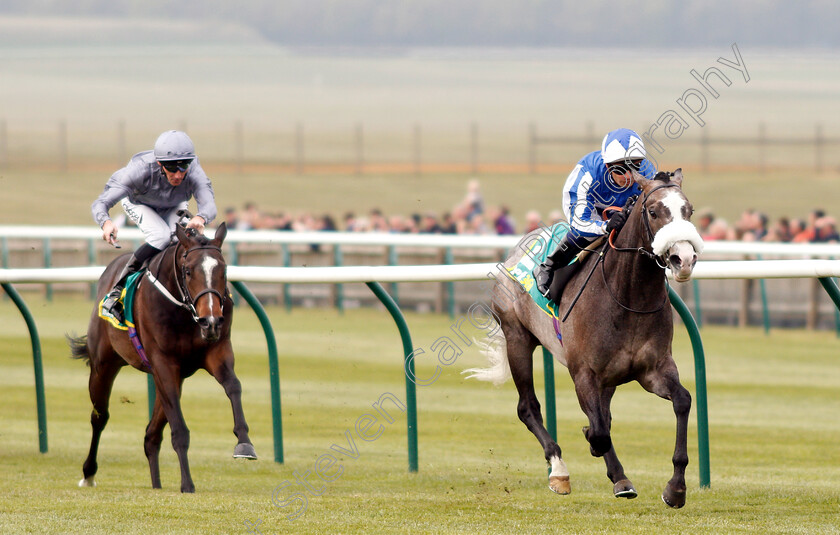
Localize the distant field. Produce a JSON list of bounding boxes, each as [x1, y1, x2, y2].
[[0, 295, 838, 534], [3, 41, 840, 229]]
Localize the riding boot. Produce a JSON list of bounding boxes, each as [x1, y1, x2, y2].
[[102, 242, 160, 322], [533, 233, 586, 297]]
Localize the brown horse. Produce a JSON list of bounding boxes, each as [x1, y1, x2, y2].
[[467, 170, 703, 507], [68, 222, 256, 493]]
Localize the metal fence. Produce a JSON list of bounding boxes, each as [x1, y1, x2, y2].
[[3, 226, 840, 332], [2, 120, 838, 174]]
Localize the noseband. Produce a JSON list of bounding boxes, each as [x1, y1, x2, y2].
[[146, 243, 226, 323], [565, 180, 682, 319], [610, 180, 681, 268]]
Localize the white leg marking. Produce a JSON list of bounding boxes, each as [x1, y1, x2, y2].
[[78, 476, 96, 487], [548, 455, 569, 478]]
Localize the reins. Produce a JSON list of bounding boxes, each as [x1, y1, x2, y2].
[[562, 180, 680, 320], [145, 240, 226, 323]]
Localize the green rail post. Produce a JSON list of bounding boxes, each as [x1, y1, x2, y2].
[[834, 278, 840, 338], [2, 283, 48, 453], [366, 281, 417, 472], [818, 276, 840, 312], [757, 255, 770, 334], [43, 238, 53, 302], [147, 375, 155, 421], [388, 245, 400, 306], [334, 245, 344, 314], [541, 348, 557, 442], [232, 280, 284, 463], [228, 243, 240, 307], [668, 287, 710, 488], [444, 247, 455, 318], [692, 278, 703, 328]]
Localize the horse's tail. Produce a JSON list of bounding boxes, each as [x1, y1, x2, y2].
[[67, 333, 91, 366], [462, 332, 511, 386]]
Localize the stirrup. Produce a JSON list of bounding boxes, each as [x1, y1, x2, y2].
[[103, 287, 124, 321]]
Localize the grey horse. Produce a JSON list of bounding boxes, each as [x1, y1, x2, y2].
[[466, 169, 703, 508]]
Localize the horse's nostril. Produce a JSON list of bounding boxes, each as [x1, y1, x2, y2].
[[669, 254, 682, 267]]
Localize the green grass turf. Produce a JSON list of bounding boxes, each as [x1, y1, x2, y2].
[[0, 295, 839, 534]]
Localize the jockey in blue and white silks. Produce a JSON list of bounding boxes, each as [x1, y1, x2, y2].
[[533, 128, 657, 299]]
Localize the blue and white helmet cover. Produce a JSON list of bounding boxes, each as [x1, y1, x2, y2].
[[601, 128, 646, 164]]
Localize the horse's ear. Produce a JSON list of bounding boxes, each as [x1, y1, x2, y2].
[[175, 223, 192, 248], [633, 170, 655, 192], [671, 168, 684, 186], [212, 222, 227, 246]]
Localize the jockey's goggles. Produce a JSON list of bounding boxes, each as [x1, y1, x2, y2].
[[160, 159, 193, 173], [607, 159, 643, 174]]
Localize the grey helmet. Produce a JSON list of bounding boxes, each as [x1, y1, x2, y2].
[[153, 130, 195, 161]]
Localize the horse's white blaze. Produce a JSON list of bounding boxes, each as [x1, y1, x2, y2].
[[660, 190, 688, 224], [201, 256, 219, 284], [651, 191, 704, 258], [548, 455, 569, 478], [200, 256, 220, 312]]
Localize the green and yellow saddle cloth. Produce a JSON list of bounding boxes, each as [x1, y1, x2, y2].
[[504, 223, 577, 342], [98, 270, 145, 330]]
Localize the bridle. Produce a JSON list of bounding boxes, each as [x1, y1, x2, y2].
[[562, 180, 681, 320], [146, 242, 227, 323], [608, 180, 682, 268]]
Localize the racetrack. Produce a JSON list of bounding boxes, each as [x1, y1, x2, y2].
[[1, 295, 838, 534]]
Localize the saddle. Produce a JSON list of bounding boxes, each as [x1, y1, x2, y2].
[[505, 225, 604, 319]]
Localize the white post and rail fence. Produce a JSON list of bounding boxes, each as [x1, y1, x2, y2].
[[3, 226, 840, 491]]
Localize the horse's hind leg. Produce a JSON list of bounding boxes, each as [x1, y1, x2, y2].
[[506, 330, 570, 494], [639, 359, 692, 508], [79, 350, 124, 488], [144, 393, 167, 489], [205, 344, 256, 459]]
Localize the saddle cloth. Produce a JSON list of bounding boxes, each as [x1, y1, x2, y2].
[[97, 270, 145, 330], [504, 223, 571, 319]]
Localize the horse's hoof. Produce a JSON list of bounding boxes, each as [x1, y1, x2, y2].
[[613, 479, 637, 499], [661, 486, 686, 508], [233, 442, 258, 460], [548, 475, 571, 495], [78, 476, 96, 488]]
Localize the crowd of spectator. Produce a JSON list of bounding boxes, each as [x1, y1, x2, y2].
[[697, 208, 840, 243], [216, 179, 840, 244]]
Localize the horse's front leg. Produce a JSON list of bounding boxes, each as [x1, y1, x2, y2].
[[583, 385, 637, 498], [572, 371, 636, 498], [144, 392, 168, 489], [151, 366, 194, 493], [205, 343, 257, 459], [640, 358, 692, 508]]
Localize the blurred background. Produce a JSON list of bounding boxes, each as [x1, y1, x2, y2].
[[2, 1, 840, 235]]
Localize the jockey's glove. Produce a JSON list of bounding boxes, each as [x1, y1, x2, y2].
[[605, 209, 629, 233]]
